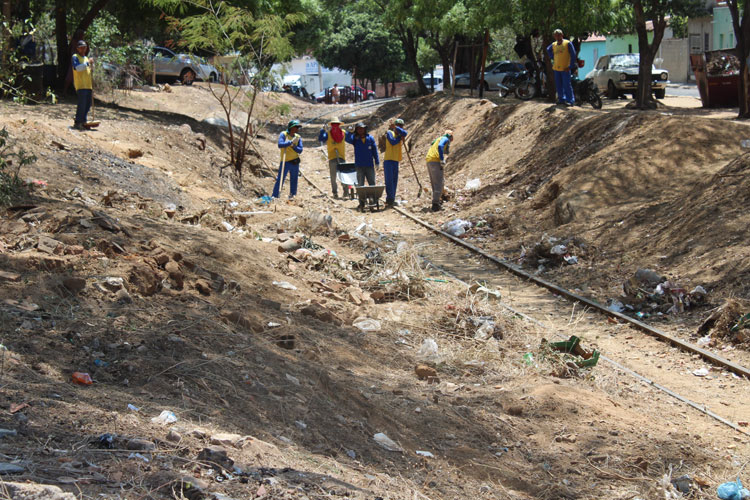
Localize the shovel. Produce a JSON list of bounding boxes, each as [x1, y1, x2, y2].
[[402, 140, 423, 198], [84, 64, 100, 129]]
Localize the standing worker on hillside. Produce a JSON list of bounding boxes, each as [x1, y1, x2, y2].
[[72, 40, 94, 130], [318, 117, 347, 198], [331, 83, 340, 104], [546, 29, 577, 106], [383, 118, 408, 208], [425, 130, 453, 212], [345, 122, 379, 211], [272, 120, 304, 200]]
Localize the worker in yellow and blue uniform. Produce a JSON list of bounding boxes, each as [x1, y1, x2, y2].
[[383, 118, 408, 208], [72, 40, 94, 130], [425, 130, 453, 212], [345, 122, 379, 211], [318, 117, 347, 198], [272, 120, 303, 199], [546, 29, 577, 106]]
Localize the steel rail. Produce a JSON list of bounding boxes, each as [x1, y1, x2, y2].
[[393, 206, 750, 379]]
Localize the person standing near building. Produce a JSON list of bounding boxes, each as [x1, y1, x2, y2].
[[72, 40, 94, 130], [272, 120, 304, 200], [546, 28, 577, 106], [425, 130, 453, 212], [331, 83, 340, 104], [383, 118, 407, 208], [318, 117, 347, 198], [345, 122, 379, 211]]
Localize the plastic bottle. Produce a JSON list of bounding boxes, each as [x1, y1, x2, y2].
[[72, 372, 93, 385]]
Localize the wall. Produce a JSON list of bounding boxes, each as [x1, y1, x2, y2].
[[657, 38, 690, 82], [605, 32, 655, 55], [579, 41, 606, 77], [713, 6, 735, 50]]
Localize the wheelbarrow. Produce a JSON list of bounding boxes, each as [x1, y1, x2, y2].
[[336, 162, 358, 200], [356, 185, 385, 212]]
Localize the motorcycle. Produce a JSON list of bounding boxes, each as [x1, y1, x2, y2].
[[572, 76, 602, 109], [497, 61, 537, 100]]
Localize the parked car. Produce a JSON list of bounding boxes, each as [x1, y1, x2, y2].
[[350, 85, 376, 100], [586, 53, 669, 99], [422, 75, 443, 92], [151, 46, 218, 85], [455, 61, 525, 89]]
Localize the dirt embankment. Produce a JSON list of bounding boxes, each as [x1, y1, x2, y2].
[[0, 90, 747, 500], [371, 95, 750, 319]]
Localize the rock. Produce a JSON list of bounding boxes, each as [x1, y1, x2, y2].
[[210, 433, 246, 448], [62, 277, 86, 293], [415, 364, 438, 380], [194, 279, 211, 296], [127, 149, 144, 159], [102, 277, 124, 291], [0, 429, 17, 438], [152, 252, 170, 267], [197, 445, 234, 469], [37, 236, 62, 255], [165, 261, 184, 288], [128, 262, 161, 296], [278, 238, 302, 253], [166, 430, 182, 443], [258, 298, 281, 310], [635, 268, 663, 285], [0, 463, 25, 474], [63, 245, 85, 255], [1, 482, 77, 499], [301, 303, 342, 326], [190, 429, 207, 439], [221, 310, 263, 333], [126, 438, 156, 451], [115, 289, 132, 304], [0, 271, 21, 282]]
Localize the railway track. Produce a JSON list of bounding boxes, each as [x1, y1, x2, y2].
[[298, 150, 749, 439]]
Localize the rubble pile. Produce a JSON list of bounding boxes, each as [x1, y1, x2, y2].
[[706, 52, 740, 76], [608, 268, 707, 318], [520, 234, 588, 270]]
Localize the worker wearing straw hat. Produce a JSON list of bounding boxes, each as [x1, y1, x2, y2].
[[318, 117, 347, 198], [425, 130, 453, 212]]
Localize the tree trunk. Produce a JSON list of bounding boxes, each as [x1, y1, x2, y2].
[[75, 0, 110, 33], [55, 0, 67, 86], [1, 0, 11, 69], [400, 27, 428, 95], [727, 0, 750, 118], [633, 1, 666, 109]]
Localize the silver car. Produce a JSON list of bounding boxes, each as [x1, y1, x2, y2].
[[152, 46, 219, 85], [455, 61, 525, 90], [586, 53, 669, 99]]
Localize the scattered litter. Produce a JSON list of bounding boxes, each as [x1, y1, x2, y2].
[[285, 373, 301, 386], [469, 282, 501, 301], [352, 317, 381, 332], [346, 450, 356, 459], [613, 269, 708, 318], [608, 300, 625, 313], [416, 338, 440, 363], [416, 450, 435, 458], [717, 478, 749, 500], [259, 195, 273, 205], [294, 421, 307, 430], [151, 410, 177, 425], [542, 335, 600, 375], [522, 352, 534, 365], [268, 322, 281, 328], [464, 178, 481, 191], [127, 404, 140, 411], [272, 281, 297, 290], [692, 368, 710, 377], [93, 359, 108, 367], [442, 219, 472, 237], [128, 452, 149, 463], [220, 221, 235, 232], [373, 432, 403, 452], [71, 372, 93, 385]]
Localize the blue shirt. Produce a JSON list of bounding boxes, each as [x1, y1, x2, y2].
[[345, 132, 379, 167]]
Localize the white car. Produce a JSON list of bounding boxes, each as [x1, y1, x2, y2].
[[152, 46, 218, 85], [586, 53, 669, 99], [422, 75, 443, 92], [454, 61, 525, 90]]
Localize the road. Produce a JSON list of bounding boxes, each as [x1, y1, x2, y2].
[[666, 83, 700, 98]]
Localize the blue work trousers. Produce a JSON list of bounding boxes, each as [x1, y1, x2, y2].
[[272, 161, 300, 198], [75, 89, 92, 124], [553, 70, 574, 104], [383, 160, 399, 203]]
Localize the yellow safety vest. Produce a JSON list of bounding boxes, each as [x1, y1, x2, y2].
[[72, 55, 93, 90], [384, 130, 403, 162], [279, 131, 300, 162], [426, 136, 449, 163], [552, 40, 572, 72], [326, 134, 345, 161]]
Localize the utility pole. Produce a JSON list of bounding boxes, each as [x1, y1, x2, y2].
[[479, 29, 489, 98]]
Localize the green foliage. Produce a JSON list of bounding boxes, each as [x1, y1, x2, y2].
[[0, 18, 56, 104], [0, 127, 35, 206], [670, 15, 689, 39]]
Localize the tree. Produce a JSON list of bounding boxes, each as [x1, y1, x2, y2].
[[152, 0, 303, 183], [314, 7, 404, 91], [54, 0, 112, 86], [627, 0, 702, 108], [2, 0, 11, 69], [726, 0, 750, 118]]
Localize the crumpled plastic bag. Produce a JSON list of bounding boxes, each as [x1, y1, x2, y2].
[[442, 219, 472, 237], [416, 338, 440, 363], [717, 479, 750, 500]]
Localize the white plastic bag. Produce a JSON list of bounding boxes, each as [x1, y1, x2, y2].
[[464, 178, 481, 191], [416, 338, 440, 363], [442, 219, 472, 237], [353, 318, 381, 332], [151, 410, 177, 425]]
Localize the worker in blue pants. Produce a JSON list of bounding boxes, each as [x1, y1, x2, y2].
[[272, 120, 303, 199], [382, 118, 408, 208]]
